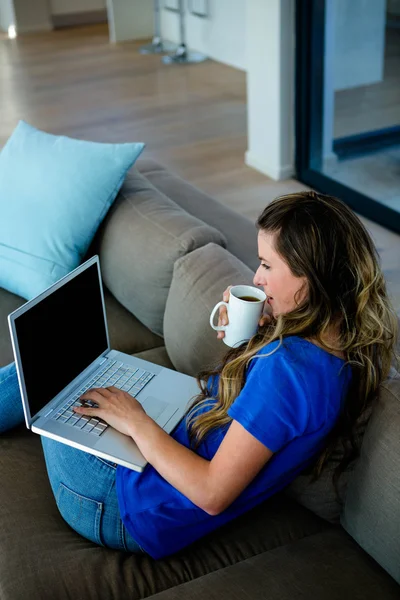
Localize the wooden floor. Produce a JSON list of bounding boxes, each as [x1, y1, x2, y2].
[[0, 24, 399, 314]]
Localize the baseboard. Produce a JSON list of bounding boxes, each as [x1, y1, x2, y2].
[[52, 10, 108, 29], [17, 22, 53, 33], [245, 151, 294, 181]]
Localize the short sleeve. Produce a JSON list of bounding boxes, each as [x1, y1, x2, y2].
[[227, 345, 310, 453]]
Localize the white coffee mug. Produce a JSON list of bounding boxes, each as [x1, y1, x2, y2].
[[209, 285, 266, 348]]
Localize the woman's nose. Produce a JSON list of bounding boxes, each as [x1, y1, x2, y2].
[[253, 268, 265, 287]]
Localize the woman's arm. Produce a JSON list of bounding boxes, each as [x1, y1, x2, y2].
[[128, 416, 273, 515], [76, 387, 274, 515]]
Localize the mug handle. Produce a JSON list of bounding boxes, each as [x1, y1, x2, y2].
[[209, 302, 229, 331]]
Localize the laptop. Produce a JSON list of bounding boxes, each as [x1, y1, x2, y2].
[[8, 255, 200, 472]]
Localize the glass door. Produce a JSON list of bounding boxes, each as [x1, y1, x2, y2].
[[296, 0, 400, 233]]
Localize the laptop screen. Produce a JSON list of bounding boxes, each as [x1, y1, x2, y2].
[[14, 261, 108, 418]]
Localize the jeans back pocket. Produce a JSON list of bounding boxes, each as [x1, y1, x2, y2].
[[57, 482, 104, 546]]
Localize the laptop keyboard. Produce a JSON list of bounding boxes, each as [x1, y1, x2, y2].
[[52, 360, 155, 437]]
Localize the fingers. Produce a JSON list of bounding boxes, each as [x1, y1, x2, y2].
[[77, 387, 111, 412], [217, 305, 228, 332], [259, 309, 271, 325], [80, 388, 108, 404], [222, 286, 232, 303], [217, 286, 231, 339], [217, 311, 227, 339], [74, 387, 110, 416], [258, 314, 271, 326], [78, 385, 129, 406], [91, 386, 114, 397], [259, 306, 273, 327], [73, 404, 99, 416]]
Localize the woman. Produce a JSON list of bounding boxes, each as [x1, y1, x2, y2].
[[0, 191, 398, 559]]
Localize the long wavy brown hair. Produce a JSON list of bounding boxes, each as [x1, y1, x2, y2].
[[186, 191, 399, 497]]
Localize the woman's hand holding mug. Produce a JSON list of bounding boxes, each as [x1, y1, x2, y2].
[[216, 286, 232, 340], [210, 285, 272, 347]]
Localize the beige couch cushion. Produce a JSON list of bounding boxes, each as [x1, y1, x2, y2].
[[97, 169, 227, 337], [147, 529, 400, 600], [136, 158, 260, 273], [0, 287, 25, 365], [104, 287, 163, 355], [133, 346, 175, 371], [163, 243, 256, 377], [341, 371, 400, 584], [284, 402, 374, 525]]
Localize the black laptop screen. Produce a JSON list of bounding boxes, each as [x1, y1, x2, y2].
[[14, 262, 108, 418]]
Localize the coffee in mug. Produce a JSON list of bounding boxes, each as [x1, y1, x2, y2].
[[237, 295, 260, 302], [209, 285, 266, 348]]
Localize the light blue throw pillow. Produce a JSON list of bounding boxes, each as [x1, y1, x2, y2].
[[0, 121, 144, 299]]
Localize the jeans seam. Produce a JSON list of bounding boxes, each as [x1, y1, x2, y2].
[[119, 519, 127, 551], [92, 459, 124, 549], [96, 503, 104, 546], [123, 524, 145, 553]]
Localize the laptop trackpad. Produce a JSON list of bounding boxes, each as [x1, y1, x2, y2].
[[142, 396, 169, 423]]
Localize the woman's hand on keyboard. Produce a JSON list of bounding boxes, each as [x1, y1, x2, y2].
[[74, 386, 151, 438]]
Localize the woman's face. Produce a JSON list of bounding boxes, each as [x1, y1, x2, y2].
[[253, 231, 308, 317]]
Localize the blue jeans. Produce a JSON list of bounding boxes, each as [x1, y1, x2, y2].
[[0, 362, 143, 553]]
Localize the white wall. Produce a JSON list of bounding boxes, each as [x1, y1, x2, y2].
[[0, 0, 15, 32], [160, 0, 246, 71], [50, 0, 106, 16], [245, 0, 295, 180], [13, 0, 52, 32], [106, 0, 153, 43]]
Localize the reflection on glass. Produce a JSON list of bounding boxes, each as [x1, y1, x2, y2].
[[320, 0, 400, 212]]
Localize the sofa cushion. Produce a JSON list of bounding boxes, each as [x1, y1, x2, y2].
[[0, 427, 329, 600], [97, 169, 227, 337], [104, 287, 163, 355], [0, 121, 144, 299], [147, 529, 400, 600], [133, 346, 176, 371], [284, 401, 374, 525], [284, 456, 350, 525], [163, 243, 256, 376], [136, 159, 260, 273], [0, 287, 25, 366], [341, 371, 400, 584]]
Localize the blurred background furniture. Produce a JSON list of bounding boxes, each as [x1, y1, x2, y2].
[[139, 0, 176, 54]]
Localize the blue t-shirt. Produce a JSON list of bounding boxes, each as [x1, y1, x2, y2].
[[116, 336, 351, 559]]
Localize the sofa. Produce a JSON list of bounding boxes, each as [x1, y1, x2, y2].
[[0, 159, 399, 600]]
